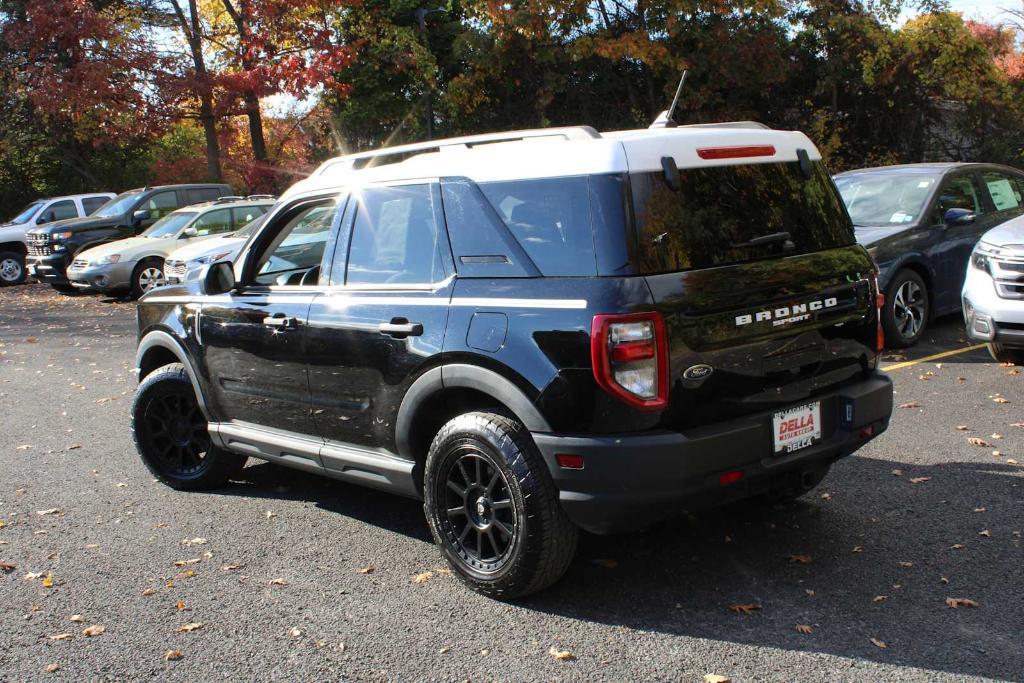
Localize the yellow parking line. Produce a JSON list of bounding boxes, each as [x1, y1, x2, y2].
[[882, 343, 988, 372]]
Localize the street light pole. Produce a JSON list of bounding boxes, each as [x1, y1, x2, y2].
[[413, 6, 445, 140]]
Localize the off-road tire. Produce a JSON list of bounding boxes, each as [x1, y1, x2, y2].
[[423, 411, 578, 600], [131, 363, 245, 490], [987, 343, 1024, 366]]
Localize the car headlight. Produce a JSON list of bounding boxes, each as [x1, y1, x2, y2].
[[190, 252, 231, 266], [97, 254, 121, 265], [971, 243, 997, 274], [51, 231, 73, 241]]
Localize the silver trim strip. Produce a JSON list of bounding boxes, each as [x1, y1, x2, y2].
[[147, 295, 588, 309]]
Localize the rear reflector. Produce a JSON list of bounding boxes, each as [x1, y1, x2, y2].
[[556, 454, 585, 470], [697, 145, 776, 160], [719, 470, 744, 486], [860, 425, 875, 438]]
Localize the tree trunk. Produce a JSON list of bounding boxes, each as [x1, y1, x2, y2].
[[170, 0, 222, 181], [221, 0, 268, 162]]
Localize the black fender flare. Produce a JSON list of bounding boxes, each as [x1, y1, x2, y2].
[[395, 363, 552, 460], [135, 330, 212, 420]]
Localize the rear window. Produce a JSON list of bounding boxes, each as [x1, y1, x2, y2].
[[632, 161, 854, 273]]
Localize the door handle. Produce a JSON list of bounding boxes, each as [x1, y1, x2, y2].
[[379, 318, 423, 338], [263, 315, 297, 329]]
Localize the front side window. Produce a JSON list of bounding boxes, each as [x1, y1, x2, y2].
[[253, 201, 338, 286], [982, 171, 1023, 211], [935, 175, 985, 222], [142, 191, 178, 220], [344, 185, 445, 285], [633, 161, 854, 273], [192, 208, 232, 236], [187, 188, 222, 205], [142, 212, 196, 238], [47, 200, 78, 222], [232, 205, 269, 227]]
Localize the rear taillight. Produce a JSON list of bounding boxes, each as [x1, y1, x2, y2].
[[873, 273, 885, 352], [591, 312, 669, 411]]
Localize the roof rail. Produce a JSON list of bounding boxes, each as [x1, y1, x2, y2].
[[680, 121, 770, 130], [213, 196, 246, 203], [337, 126, 602, 170], [246, 194, 276, 201]]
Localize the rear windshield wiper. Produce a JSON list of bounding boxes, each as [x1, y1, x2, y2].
[[732, 231, 794, 250]]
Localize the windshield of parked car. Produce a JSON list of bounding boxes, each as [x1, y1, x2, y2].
[[141, 212, 196, 238], [7, 201, 44, 224], [91, 191, 144, 218], [834, 172, 938, 227]]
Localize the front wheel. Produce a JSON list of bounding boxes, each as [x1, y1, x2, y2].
[[883, 269, 930, 348], [423, 412, 578, 600], [130, 257, 165, 299], [131, 363, 246, 490], [0, 251, 26, 286], [987, 343, 1024, 366]]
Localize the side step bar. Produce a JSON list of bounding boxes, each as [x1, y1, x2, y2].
[[210, 422, 419, 499]]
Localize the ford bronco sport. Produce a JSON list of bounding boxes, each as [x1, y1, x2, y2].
[[131, 123, 893, 599]]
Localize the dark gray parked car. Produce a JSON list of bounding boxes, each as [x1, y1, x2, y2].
[[835, 162, 1024, 347]]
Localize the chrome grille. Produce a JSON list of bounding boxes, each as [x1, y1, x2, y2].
[[165, 260, 187, 277], [26, 233, 53, 257], [990, 254, 1024, 299]]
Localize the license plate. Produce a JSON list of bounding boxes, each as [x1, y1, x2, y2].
[[773, 401, 822, 454]]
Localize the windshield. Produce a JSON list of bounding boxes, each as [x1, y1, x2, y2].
[[142, 212, 196, 238], [632, 160, 854, 273], [834, 173, 938, 227], [233, 214, 267, 238], [92, 191, 144, 218], [7, 201, 44, 224]]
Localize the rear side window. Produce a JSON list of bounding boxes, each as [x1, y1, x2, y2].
[[632, 161, 854, 273], [981, 171, 1023, 211], [186, 188, 221, 205], [232, 205, 268, 227], [82, 196, 108, 214], [344, 185, 446, 285], [478, 177, 597, 276]]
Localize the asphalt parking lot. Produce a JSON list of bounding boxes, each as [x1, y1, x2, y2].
[[1, 284, 1021, 682]]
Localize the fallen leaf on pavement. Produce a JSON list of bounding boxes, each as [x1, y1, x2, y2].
[[36, 508, 60, 515], [164, 650, 183, 661], [787, 554, 812, 564], [548, 646, 575, 661], [269, 578, 289, 586], [951, 544, 965, 550], [412, 571, 433, 584], [968, 437, 990, 447], [898, 401, 920, 409], [177, 623, 204, 633], [870, 637, 887, 649], [48, 633, 73, 641], [890, 469, 903, 476], [173, 559, 200, 566], [69, 615, 84, 623], [221, 564, 242, 571], [41, 574, 53, 588], [993, 397, 1010, 404], [289, 627, 302, 638], [44, 664, 59, 673], [0, 562, 15, 573], [945, 597, 978, 608], [24, 571, 44, 580], [795, 624, 813, 634], [182, 538, 207, 546], [142, 588, 157, 596], [898, 561, 913, 568], [979, 529, 991, 537], [704, 676, 730, 683], [909, 477, 931, 484], [852, 546, 864, 553], [176, 600, 186, 610], [82, 625, 105, 637], [956, 425, 970, 431], [357, 565, 375, 574], [873, 595, 888, 602], [728, 603, 760, 614]]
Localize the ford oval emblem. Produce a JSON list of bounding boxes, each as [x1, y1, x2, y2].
[[683, 364, 714, 381]]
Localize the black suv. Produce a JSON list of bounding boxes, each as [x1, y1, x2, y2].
[[131, 126, 893, 598], [27, 183, 231, 292]]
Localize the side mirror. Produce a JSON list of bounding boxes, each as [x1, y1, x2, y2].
[[944, 208, 975, 226], [200, 261, 235, 295], [132, 209, 151, 224], [182, 226, 198, 238], [37, 212, 54, 225]]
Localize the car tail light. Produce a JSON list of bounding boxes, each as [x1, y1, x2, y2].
[[873, 273, 885, 352], [591, 312, 669, 411], [696, 145, 776, 160]]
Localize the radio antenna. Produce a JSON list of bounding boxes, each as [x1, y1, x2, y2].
[[664, 70, 688, 128]]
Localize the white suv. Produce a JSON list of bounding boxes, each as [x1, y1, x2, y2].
[[0, 192, 115, 285], [963, 215, 1024, 364]]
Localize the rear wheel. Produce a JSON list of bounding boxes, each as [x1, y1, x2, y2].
[[131, 363, 246, 490], [423, 412, 578, 600], [987, 343, 1024, 366], [883, 269, 929, 348], [131, 257, 165, 299], [0, 251, 25, 286]]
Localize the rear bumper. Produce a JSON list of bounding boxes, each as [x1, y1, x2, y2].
[[533, 373, 893, 534]]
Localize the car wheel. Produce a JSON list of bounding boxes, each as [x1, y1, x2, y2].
[[423, 411, 578, 600], [131, 363, 246, 490], [883, 269, 929, 348], [0, 251, 26, 286], [987, 343, 1024, 366], [131, 257, 166, 299]]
